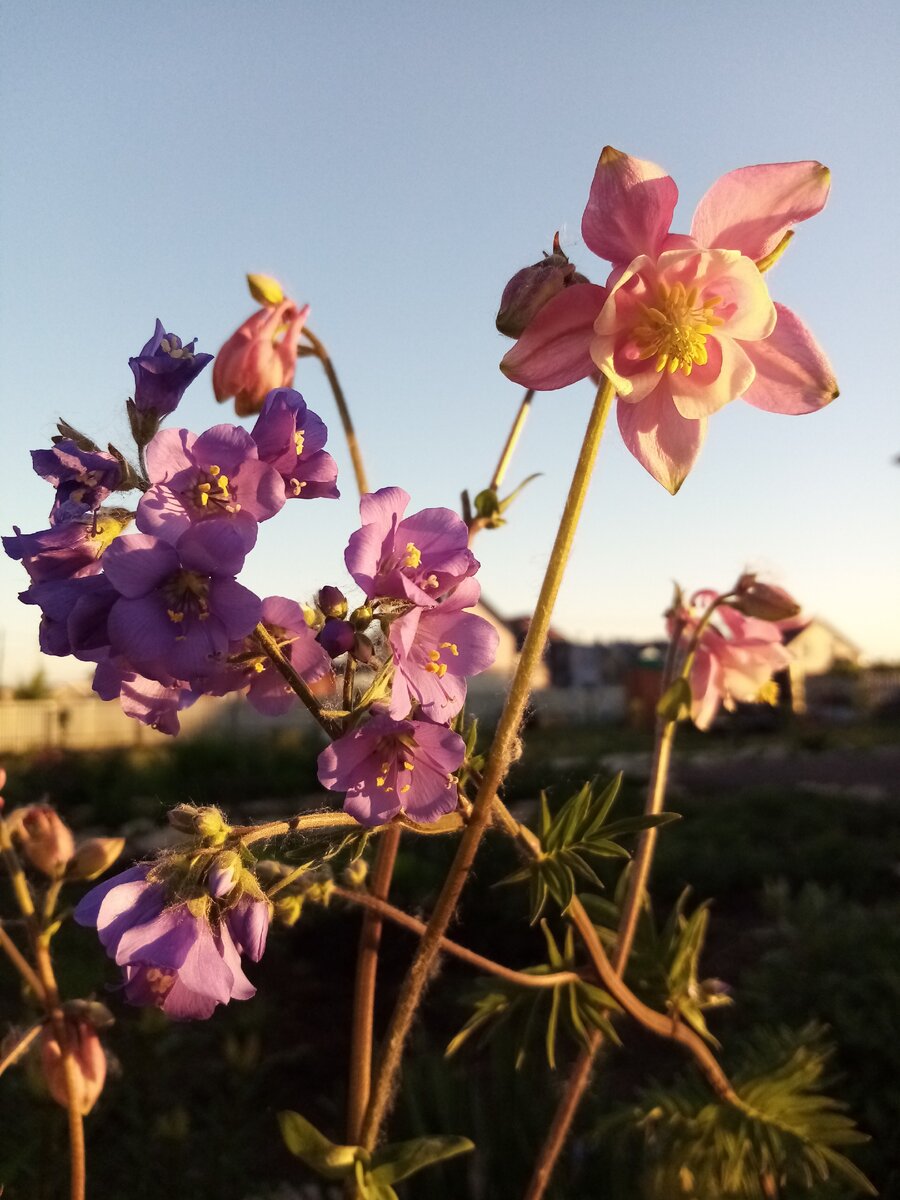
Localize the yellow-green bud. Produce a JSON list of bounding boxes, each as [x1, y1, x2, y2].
[[67, 837, 125, 881], [246, 272, 285, 306]]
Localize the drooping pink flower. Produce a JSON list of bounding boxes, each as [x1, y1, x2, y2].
[[388, 578, 499, 721], [317, 712, 466, 825], [674, 592, 793, 730], [345, 487, 478, 606], [501, 148, 836, 493], [214, 300, 310, 418]]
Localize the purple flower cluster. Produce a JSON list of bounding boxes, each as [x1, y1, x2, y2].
[[4, 325, 339, 733], [316, 488, 499, 826], [75, 862, 269, 1020]]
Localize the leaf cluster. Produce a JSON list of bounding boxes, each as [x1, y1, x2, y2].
[[502, 774, 678, 921], [278, 1111, 473, 1199], [446, 923, 621, 1069], [601, 1024, 875, 1199]]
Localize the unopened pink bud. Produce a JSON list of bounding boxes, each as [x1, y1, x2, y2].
[[496, 235, 588, 339], [41, 1019, 107, 1115], [213, 298, 310, 418], [17, 807, 75, 877], [68, 837, 125, 881], [208, 852, 241, 899]]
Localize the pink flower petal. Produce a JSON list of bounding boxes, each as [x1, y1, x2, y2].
[[742, 303, 839, 415], [582, 146, 678, 265], [690, 161, 831, 260], [616, 385, 706, 494], [500, 284, 606, 390], [693, 250, 776, 341], [670, 336, 756, 419]]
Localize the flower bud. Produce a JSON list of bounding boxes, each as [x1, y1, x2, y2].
[[246, 272, 285, 307], [349, 604, 374, 629], [317, 617, 356, 659], [63, 999, 115, 1030], [40, 1018, 107, 1115], [207, 851, 241, 899], [317, 585, 348, 620], [16, 807, 75, 877], [342, 858, 368, 889], [274, 894, 304, 927], [496, 234, 588, 339], [731, 574, 801, 622], [168, 804, 229, 841], [67, 837, 125, 881]]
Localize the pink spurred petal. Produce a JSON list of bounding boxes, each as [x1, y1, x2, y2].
[[742, 303, 839, 415], [670, 337, 756, 419], [616, 385, 706, 494], [694, 250, 776, 341], [500, 284, 606, 390], [582, 146, 678, 264], [690, 161, 831, 260]]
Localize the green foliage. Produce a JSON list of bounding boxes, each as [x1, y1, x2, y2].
[[447, 923, 621, 1069], [472, 472, 542, 529], [278, 1110, 473, 1198], [501, 774, 679, 922], [603, 1024, 875, 1199]]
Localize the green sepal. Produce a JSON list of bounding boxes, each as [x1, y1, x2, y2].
[[657, 676, 692, 721], [277, 1111, 365, 1181]]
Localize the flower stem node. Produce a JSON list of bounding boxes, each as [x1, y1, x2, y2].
[[167, 804, 231, 843]]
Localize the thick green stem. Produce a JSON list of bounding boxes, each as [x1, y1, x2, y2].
[[360, 379, 615, 1149]]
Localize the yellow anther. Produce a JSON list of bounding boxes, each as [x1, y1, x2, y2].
[[376, 776, 386, 788], [757, 680, 779, 706], [425, 662, 448, 678], [167, 609, 184, 623], [197, 482, 212, 493], [381, 762, 390, 772], [199, 492, 209, 506], [428, 650, 441, 662], [290, 478, 305, 496], [404, 542, 422, 568], [440, 642, 459, 656], [400, 784, 411, 794], [209, 465, 221, 477], [402, 761, 415, 771], [217, 475, 229, 492], [294, 431, 305, 455], [253, 661, 265, 673], [634, 282, 725, 377]]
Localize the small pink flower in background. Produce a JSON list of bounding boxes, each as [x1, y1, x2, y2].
[[501, 147, 836, 493], [674, 591, 793, 730], [214, 292, 310, 418], [14, 806, 76, 876], [41, 1018, 107, 1115]]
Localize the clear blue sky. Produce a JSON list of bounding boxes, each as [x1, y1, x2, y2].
[[1, 0, 896, 687]]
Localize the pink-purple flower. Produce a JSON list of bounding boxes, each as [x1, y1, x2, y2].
[[251, 388, 339, 500], [3, 508, 131, 584], [103, 521, 261, 684], [136, 424, 285, 551], [345, 488, 478, 606], [74, 863, 269, 1021], [31, 440, 122, 522], [317, 712, 466, 825], [501, 148, 836, 493], [388, 578, 499, 721]]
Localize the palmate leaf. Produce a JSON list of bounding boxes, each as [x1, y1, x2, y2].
[[500, 775, 679, 922], [447, 922, 622, 1070], [600, 1024, 876, 1199]]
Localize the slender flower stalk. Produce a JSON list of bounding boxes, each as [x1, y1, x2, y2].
[[0, 922, 45, 997], [332, 886, 581, 990], [254, 623, 338, 737], [301, 326, 370, 496], [360, 378, 615, 1150], [0, 1021, 42, 1078], [490, 389, 534, 492]]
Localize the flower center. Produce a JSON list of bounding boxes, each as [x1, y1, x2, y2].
[[424, 641, 459, 678], [632, 281, 724, 376], [375, 748, 416, 797], [159, 334, 194, 363], [194, 464, 239, 513], [403, 542, 422, 569], [163, 569, 211, 627]]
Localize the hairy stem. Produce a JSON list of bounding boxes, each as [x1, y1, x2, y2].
[[301, 326, 370, 496], [333, 886, 580, 990], [360, 378, 615, 1149], [254, 623, 338, 737], [234, 809, 465, 848]]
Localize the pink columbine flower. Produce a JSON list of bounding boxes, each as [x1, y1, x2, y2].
[[214, 299, 310, 418], [388, 578, 499, 721], [501, 148, 836, 493], [317, 713, 466, 825], [345, 487, 479, 606], [675, 591, 793, 729]]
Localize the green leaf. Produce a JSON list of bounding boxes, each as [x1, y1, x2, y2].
[[277, 1111, 362, 1181], [369, 1135, 474, 1184], [498, 472, 543, 514], [657, 676, 692, 721]]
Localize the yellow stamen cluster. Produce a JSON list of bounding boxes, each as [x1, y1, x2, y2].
[[196, 465, 238, 512], [633, 281, 724, 376], [294, 431, 305, 455], [425, 641, 459, 678], [403, 542, 422, 569], [375, 756, 416, 795], [757, 680, 780, 706], [164, 570, 211, 635]]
